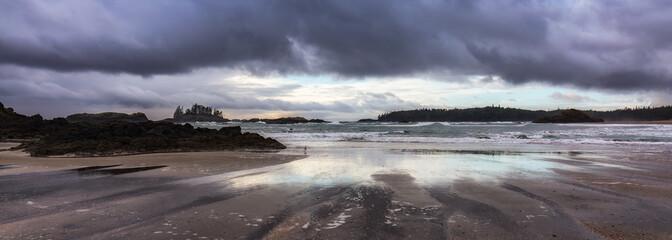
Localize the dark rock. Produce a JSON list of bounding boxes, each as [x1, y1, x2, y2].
[[264, 117, 310, 124], [515, 135, 528, 139], [21, 121, 285, 157], [242, 118, 262, 123], [1, 101, 285, 155], [533, 109, 604, 123], [308, 119, 328, 123], [357, 118, 377, 123], [51, 117, 69, 125], [218, 126, 242, 135], [253, 117, 327, 124], [169, 114, 229, 123], [30, 114, 44, 121], [1, 101, 63, 139], [66, 112, 149, 123]]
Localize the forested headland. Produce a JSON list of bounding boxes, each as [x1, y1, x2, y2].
[[375, 106, 672, 122]]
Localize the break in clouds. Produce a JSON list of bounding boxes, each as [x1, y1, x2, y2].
[[1, 0, 671, 90], [0, 65, 421, 119]]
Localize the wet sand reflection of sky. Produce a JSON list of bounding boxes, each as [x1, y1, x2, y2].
[[180, 143, 618, 189]]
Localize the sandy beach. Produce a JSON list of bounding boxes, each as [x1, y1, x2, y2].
[[0, 144, 305, 240], [1, 141, 671, 240]]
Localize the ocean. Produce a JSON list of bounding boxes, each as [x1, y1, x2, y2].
[[195, 121, 672, 146], [188, 121, 672, 187]]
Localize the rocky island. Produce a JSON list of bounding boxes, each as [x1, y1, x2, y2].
[[168, 103, 228, 123], [357, 118, 377, 123], [166, 104, 327, 124], [243, 117, 327, 124], [533, 109, 604, 123]]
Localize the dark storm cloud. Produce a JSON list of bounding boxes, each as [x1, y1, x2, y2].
[[1, 0, 671, 90], [0, 76, 166, 109]]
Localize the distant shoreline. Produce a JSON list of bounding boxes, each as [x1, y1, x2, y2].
[[376, 106, 672, 123]]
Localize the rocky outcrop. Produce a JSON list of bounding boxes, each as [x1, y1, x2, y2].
[[66, 112, 149, 123], [265, 117, 326, 124], [357, 118, 377, 123], [1, 101, 285, 155], [21, 121, 285, 157], [308, 119, 328, 123], [533, 109, 604, 123], [244, 117, 327, 124], [1, 101, 68, 139], [1, 101, 38, 126]]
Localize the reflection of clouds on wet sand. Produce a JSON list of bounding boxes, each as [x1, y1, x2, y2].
[[182, 144, 587, 189], [3, 142, 671, 239]]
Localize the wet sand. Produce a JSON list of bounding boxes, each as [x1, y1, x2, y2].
[[1, 143, 672, 239], [0, 142, 17, 151]]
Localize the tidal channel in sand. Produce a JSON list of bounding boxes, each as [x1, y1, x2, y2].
[[1, 141, 672, 239]]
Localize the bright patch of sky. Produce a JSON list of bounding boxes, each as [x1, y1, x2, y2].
[[213, 73, 654, 121], [0, 65, 660, 121]]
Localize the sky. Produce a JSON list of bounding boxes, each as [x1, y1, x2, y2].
[[1, 0, 671, 121]]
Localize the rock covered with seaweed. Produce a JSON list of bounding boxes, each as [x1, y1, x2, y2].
[[66, 112, 149, 123], [20, 122, 285, 157]]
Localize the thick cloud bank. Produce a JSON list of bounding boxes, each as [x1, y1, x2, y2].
[[1, 0, 671, 90]]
